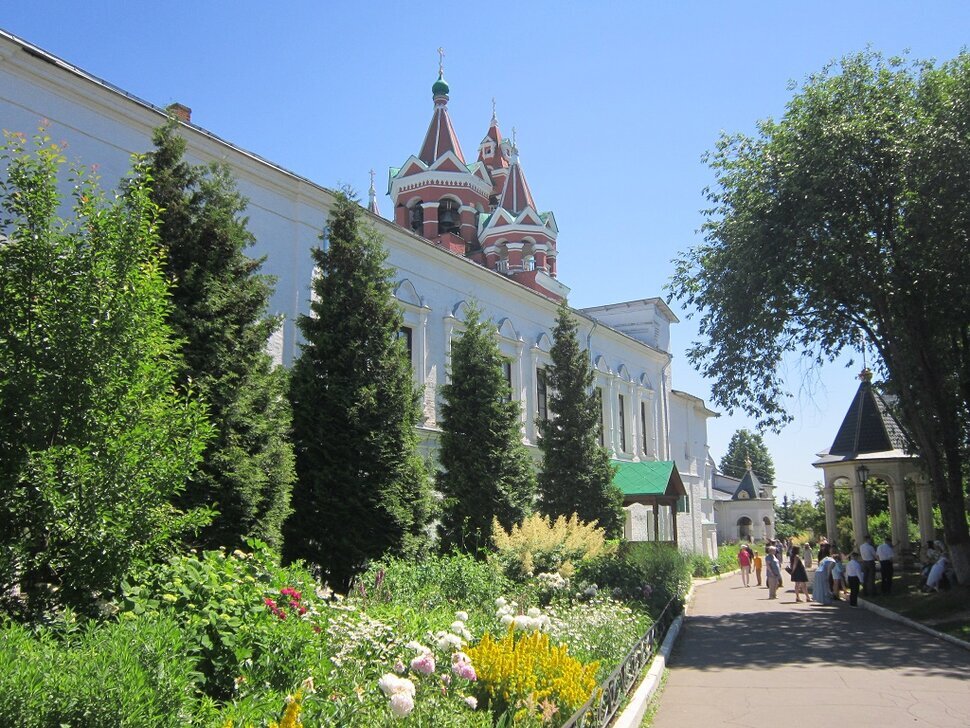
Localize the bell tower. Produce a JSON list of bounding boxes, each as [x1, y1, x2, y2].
[[387, 57, 568, 301], [388, 50, 491, 256]]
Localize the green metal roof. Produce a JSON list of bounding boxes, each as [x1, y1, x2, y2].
[[612, 460, 687, 499]]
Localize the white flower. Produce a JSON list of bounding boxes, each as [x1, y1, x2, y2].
[[379, 674, 415, 698], [450, 620, 466, 633], [405, 640, 427, 653], [495, 597, 507, 608], [436, 632, 463, 651], [389, 692, 415, 718], [500, 614, 514, 627], [455, 611, 469, 622], [464, 695, 478, 709], [527, 607, 541, 618]]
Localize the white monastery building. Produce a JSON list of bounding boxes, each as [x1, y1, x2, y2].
[[0, 30, 718, 555]]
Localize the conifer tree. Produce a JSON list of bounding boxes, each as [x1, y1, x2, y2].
[[437, 304, 537, 553], [283, 191, 433, 589], [147, 121, 295, 550], [538, 302, 623, 536], [719, 429, 775, 483]]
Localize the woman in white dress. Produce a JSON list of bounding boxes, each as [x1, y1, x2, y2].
[[812, 546, 836, 605]]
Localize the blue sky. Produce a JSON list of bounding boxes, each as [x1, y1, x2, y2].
[[2, 1, 967, 500]]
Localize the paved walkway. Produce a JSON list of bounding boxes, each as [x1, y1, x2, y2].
[[651, 572, 970, 728]]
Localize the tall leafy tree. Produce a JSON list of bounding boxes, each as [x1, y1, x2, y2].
[[719, 429, 775, 483], [283, 191, 433, 589], [0, 130, 210, 614], [147, 121, 295, 550], [437, 304, 537, 553], [670, 51, 970, 582], [538, 302, 622, 536]]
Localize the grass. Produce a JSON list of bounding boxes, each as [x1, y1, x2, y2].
[[638, 668, 668, 727], [869, 569, 970, 640]]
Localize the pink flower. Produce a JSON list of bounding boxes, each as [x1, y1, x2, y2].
[[410, 651, 436, 675], [393, 660, 406, 675], [464, 696, 478, 709]]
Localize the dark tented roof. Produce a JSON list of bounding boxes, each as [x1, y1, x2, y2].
[[829, 381, 908, 456], [734, 469, 762, 499]]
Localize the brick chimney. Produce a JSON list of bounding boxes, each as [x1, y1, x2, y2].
[[166, 102, 192, 123]]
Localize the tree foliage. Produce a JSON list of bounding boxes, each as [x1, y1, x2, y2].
[[148, 121, 295, 550], [0, 130, 211, 614], [437, 304, 537, 553], [283, 191, 433, 589], [670, 51, 970, 582], [538, 302, 622, 537], [719, 429, 775, 484]]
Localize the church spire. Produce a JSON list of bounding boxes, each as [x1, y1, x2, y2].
[[367, 169, 380, 216], [418, 48, 465, 165], [497, 131, 537, 215]]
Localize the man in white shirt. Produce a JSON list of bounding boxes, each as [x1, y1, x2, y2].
[[845, 552, 864, 606], [860, 535, 878, 596], [877, 537, 895, 594]]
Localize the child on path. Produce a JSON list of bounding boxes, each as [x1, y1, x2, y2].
[[831, 553, 846, 600], [753, 550, 763, 586], [845, 552, 864, 606]]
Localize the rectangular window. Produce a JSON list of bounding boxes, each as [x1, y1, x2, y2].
[[595, 387, 604, 447], [677, 495, 690, 513], [641, 401, 648, 453], [618, 394, 627, 452], [536, 367, 548, 422], [398, 326, 413, 367], [502, 360, 513, 402]]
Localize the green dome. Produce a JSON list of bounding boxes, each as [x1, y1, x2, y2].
[[432, 73, 450, 96]]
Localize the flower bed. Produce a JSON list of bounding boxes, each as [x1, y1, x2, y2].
[[0, 535, 691, 726]]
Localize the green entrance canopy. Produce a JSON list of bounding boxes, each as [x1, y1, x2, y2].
[[612, 460, 687, 503]]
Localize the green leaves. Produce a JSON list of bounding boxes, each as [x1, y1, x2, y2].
[[284, 190, 433, 588], [0, 130, 211, 615], [671, 49, 970, 582], [437, 303, 537, 553], [537, 302, 622, 537], [147, 120, 296, 552]]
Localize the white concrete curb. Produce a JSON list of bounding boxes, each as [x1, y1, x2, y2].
[[612, 580, 701, 728], [856, 597, 970, 653]]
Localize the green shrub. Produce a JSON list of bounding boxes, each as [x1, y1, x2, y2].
[[576, 542, 692, 615], [0, 616, 200, 727], [121, 540, 329, 701], [690, 552, 715, 578], [490, 513, 614, 582], [358, 552, 510, 613]]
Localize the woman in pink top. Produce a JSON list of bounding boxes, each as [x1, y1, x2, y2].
[[738, 545, 752, 587]]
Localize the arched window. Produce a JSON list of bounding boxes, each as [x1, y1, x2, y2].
[[737, 516, 753, 541], [409, 202, 424, 234], [438, 199, 461, 236]]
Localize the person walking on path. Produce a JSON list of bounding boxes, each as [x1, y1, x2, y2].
[[812, 550, 836, 605], [788, 545, 809, 602], [738, 545, 752, 587], [845, 551, 864, 606], [877, 537, 895, 594], [803, 543, 813, 569], [860, 535, 878, 597], [753, 550, 763, 587], [765, 546, 782, 599]]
